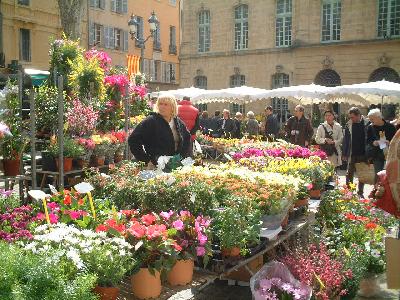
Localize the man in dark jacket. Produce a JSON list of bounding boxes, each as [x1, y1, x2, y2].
[[233, 112, 243, 139], [128, 112, 191, 165], [208, 110, 221, 137], [284, 105, 313, 147], [264, 106, 279, 139], [217, 109, 236, 138], [342, 107, 368, 196], [178, 96, 199, 141], [199, 111, 211, 134]]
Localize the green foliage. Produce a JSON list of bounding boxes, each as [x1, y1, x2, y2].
[[48, 137, 85, 158], [0, 242, 98, 300], [213, 196, 261, 254], [0, 190, 20, 213], [130, 98, 151, 116], [69, 55, 106, 102], [35, 85, 62, 133]]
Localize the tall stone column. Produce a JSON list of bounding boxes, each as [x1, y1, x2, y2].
[[0, 0, 5, 67]]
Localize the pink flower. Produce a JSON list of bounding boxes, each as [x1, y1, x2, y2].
[[141, 213, 156, 226], [306, 183, 313, 190], [197, 232, 208, 246], [69, 210, 80, 220], [172, 220, 184, 231], [160, 211, 174, 220], [196, 246, 206, 257], [36, 212, 45, 220], [48, 213, 59, 224], [180, 211, 191, 218], [181, 240, 189, 248], [47, 202, 60, 212]]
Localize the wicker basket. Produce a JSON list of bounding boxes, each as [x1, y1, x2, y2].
[[355, 162, 375, 185]]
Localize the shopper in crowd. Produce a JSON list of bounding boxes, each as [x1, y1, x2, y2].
[[315, 110, 343, 168], [284, 105, 313, 147], [245, 111, 260, 137], [177, 96, 199, 141], [199, 111, 211, 134], [217, 109, 236, 138], [209, 110, 221, 137], [233, 112, 243, 139], [128, 93, 191, 166], [366, 108, 397, 182], [264, 106, 279, 140], [342, 107, 368, 197]]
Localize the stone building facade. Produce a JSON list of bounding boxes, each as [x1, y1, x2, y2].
[[180, 0, 400, 121]]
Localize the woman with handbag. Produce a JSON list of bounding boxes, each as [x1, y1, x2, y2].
[[315, 110, 343, 168]]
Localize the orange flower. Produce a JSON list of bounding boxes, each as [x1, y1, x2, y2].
[[365, 222, 378, 230]]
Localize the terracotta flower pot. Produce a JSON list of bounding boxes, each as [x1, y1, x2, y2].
[[131, 268, 161, 299], [55, 157, 73, 172], [167, 259, 194, 286], [309, 189, 321, 199], [91, 155, 105, 167], [295, 198, 309, 208], [76, 158, 89, 169], [222, 247, 241, 257], [93, 285, 120, 300], [114, 153, 123, 163], [3, 159, 20, 176]]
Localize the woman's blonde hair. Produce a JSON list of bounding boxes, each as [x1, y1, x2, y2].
[[154, 93, 178, 117]]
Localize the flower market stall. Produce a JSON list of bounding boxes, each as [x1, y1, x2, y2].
[[0, 37, 399, 300]]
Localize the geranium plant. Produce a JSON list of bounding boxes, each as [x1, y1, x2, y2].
[[66, 99, 99, 136]]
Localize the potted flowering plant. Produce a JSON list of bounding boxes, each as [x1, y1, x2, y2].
[[66, 99, 99, 137], [91, 135, 111, 166], [75, 137, 96, 168], [159, 210, 212, 286], [48, 136, 85, 172], [24, 223, 134, 300]]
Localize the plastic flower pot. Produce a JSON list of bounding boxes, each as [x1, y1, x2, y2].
[[93, 286, 120, 300], [55, 157, 73, 172], [3, 159, 20, 176], [309, 189, 321, 199], [167, 259, 194, 286], [131, 268, 161, 299], [294, 198, 309, 208], [221, 247, 241, 258], [42, 151, 57, 171]]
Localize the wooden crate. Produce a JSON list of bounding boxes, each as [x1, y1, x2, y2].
[[224, 255, 263, 282]]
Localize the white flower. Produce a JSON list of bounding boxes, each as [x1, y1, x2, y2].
[[66, 248, 84, 269]]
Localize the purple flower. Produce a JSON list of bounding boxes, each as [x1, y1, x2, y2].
[[196, 246, 206, 256]]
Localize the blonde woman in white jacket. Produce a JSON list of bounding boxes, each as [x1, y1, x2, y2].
[[315, 110, 344, 167]]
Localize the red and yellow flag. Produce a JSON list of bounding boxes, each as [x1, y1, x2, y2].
[[127, 54, 140, 79]]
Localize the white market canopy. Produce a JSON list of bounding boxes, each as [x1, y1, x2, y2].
[[324, 80, 400, 105], [191, 86, 270, 105], [150, 86, 210, 100]]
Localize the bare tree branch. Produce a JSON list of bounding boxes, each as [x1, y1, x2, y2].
[[57, 0, 86, 40]]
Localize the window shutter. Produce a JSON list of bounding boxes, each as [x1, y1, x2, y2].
[[110, 27, 115, 49], [172, 64, 176, 82], [150, 60, 155, 81], [123, 31, 128, 51], [100, 0, 105, 9], [104, 26, 109, 48], [89, 0, 95, 7], [111, 0, 116, 12], [161, 62, 165, 83], [166, 63, 171, 83], [143, 59, 149, 77], [122, 0, 127, 13], [89, 22, 95, 46]]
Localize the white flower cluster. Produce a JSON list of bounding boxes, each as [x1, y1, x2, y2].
[[24, 223, 132, 270]]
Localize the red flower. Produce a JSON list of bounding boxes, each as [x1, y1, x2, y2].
[[141, 213, 156, 226], [78, 198, 84, 206], [63, 194, 72, 206], [96, 224, 107, 232], [344, 213, 356, 220], [173, 242, 182, 252], [128, 221, 146, 238], [365, 222, 378, 230], [146, 224, 167, 240]]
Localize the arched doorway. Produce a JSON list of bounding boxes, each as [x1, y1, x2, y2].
[[314, 69, 341, 117], [368, 67, 400, 83]]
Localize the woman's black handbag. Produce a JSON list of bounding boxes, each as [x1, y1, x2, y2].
[[320, 125, 337, 156]]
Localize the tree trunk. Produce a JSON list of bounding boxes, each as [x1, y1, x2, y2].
[[57, 0, 86, 40]]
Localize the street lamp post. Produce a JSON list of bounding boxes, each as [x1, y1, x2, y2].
[[128, 11, 158, 73]]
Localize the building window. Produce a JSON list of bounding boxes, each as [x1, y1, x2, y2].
[[378, 0, 400, 38], [314, 69, 341, 86], [114, 29, 122, 49], [194, 76, 207, 89], [89, 0, 105, 9], [369, 67, 400, 83], [234, 5, 249, 50], [230, 74, 245, 114], [19, 29, 31, 62], [276, 0, 292, 47], [230, 74, 245, 87], [271, 73, 290, 122], [169, 63, 176, 83], [153, 22, 161, 51], [94, 24, 102, 46], [196, 104, 208, 112], [169, 26, 177, 54], [111, 0, 127, 14], [321, 0, 341, 42], [135, 16, 144, 48], [18, 0, 29, 5], [169, 0, 176, 5], [198, 10, 210, 53]]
